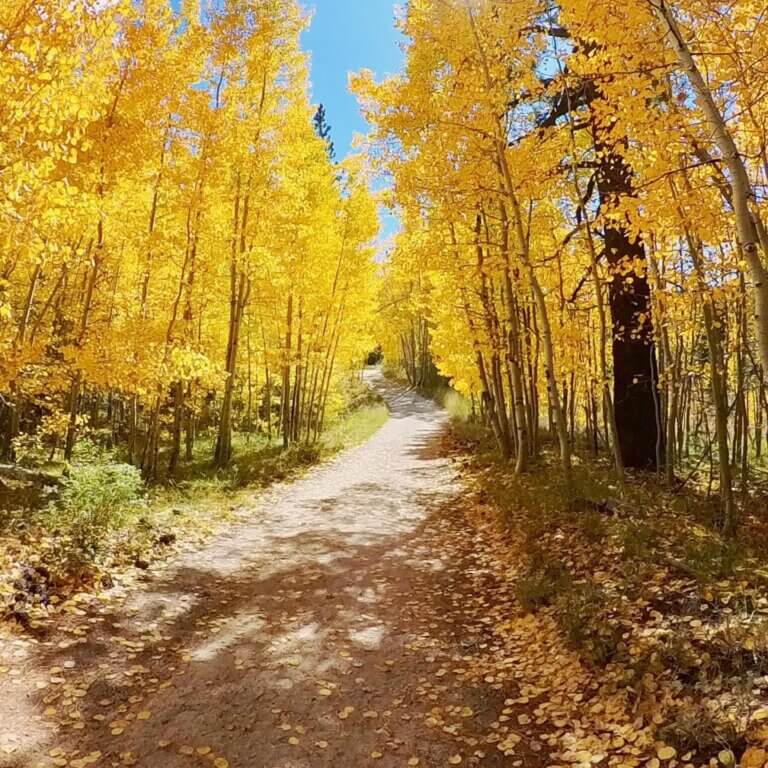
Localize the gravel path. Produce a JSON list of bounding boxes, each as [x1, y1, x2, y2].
[[1, 372, 511, 768]]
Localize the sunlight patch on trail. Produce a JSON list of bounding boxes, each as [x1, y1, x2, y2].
[[189, 613, 267, 662]]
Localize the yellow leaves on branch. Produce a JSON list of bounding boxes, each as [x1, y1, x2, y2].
[[0, 0, 379, 459], [359, 0, 768, 494]]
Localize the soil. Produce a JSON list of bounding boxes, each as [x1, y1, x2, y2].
[[0, 372, 520, 768]]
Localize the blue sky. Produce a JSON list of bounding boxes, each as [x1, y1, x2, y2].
[[302, 1, 404, 249], [302, 1, 403, 159], [169, 0, 403, 158]]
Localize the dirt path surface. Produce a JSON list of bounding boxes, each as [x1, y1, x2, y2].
[[0, 372, 519, 768]]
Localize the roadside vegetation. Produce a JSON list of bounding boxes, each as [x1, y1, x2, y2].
[[429, 390, 768, 766], [0, 374, 387, 627], [367, 0, 768, 756], [381, 353, 768, 761]]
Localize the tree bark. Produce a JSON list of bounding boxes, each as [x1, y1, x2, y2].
[[594, 146, 661, 470]]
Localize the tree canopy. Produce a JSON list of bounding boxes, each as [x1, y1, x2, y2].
[[0, 0, 379, 477]]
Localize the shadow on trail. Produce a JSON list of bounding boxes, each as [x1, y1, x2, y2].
[[8, 514, 511, 767], [0, 371, 519, 768]]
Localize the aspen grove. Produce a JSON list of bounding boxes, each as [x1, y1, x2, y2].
[[0, 0, 379, 479], [357, 0, 768, 534], [8, 2, 768, 765]]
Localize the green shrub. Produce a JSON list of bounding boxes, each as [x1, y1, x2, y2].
[[516, 562, 571, 612], [657, 704, 743, 760], [659, 635, 699, 682], [521, 517, 550, 565], [579, 510, 609, 543], [292, 443, 322, 465], [708, 618, 768, 678], [228, 441, 325, 489], [45, 447, 145, 566], [556, 580, 623, 666], [620, 521, 659, 560], [682, 537, 743, 581]]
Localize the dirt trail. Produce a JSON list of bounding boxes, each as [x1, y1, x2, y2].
[[0, 372, 516, 768]]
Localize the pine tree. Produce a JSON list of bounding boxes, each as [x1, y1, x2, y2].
[[313, 104, 335, 160]]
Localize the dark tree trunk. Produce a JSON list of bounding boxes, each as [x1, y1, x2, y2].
[[539, 61, 663, 470], [596, 148, 662, 470]]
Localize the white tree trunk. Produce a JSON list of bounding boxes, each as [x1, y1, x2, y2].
[[651, 0, 768, 377]]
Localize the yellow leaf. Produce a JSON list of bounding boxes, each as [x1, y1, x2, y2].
[[741, 748, 768, 768]]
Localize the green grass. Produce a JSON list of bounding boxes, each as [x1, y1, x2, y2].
[[321, 403, 389, 451], [619, 520, 659, 560], [139, 399, 390, 565], [1, 388, 391, 591], [516, 562, 572, 612], [159, 399, 389, 499]]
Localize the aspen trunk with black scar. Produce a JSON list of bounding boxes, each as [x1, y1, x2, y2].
[[594, 144, 661, 471]]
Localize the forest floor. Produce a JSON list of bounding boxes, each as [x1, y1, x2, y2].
[[2, 372, 768, 768], [0, 371, 520, 768]]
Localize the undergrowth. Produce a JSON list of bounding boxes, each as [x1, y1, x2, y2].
[[448, 419, 768, 760], [42, 442, 147, 575], [1, 378, 389, 613]]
